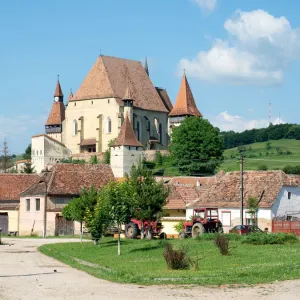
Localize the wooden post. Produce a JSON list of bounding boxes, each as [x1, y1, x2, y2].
[[239, 154, 244, 226]]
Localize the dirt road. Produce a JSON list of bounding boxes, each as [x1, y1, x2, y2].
[[0, 238, 300, 300]]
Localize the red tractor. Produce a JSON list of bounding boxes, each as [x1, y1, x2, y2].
[[125, 219, 166, 239], [179, 208, 223, 239]]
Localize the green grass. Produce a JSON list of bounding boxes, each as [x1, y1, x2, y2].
[[39, 237, 300, 285], [221, 139, 300, 172]]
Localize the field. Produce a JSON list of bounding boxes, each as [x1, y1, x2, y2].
[[220, 139, 300, 172], [39, 236, 300, 285]]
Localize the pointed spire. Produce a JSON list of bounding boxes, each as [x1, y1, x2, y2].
[[112, 115, 142, 147], [54, 75, 64, 98], [68, 89, 73, 102], [144, 57, 149, 76], [169, 73, 202, 117]]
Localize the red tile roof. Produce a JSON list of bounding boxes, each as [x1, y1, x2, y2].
[[71, 55, 168, 113], [169, 74, 202, 117], [112, 116, 142, 147], [45, 102, 65, 126], [54, 80, 64, 97], [80, 138, 96, 146], [0, 174, 40, 208], [156, 87, 173, 112], [190, 171, 297, 209], [21, 164, 115, 197]]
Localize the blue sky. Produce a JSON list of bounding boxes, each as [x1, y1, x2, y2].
[[1, 0, 300, 153]]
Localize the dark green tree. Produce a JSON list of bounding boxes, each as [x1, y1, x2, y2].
[[22, 161, 35, 174], [23, 144, 31, 160], [129, 160, 169, 239], [170, 117, 224, 175]]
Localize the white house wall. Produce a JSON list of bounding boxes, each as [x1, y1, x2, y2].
[[272, 186, 300, 219]]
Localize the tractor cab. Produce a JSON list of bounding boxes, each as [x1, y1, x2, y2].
[[193, 208, 219, 223], [179, 207, 223, 239]]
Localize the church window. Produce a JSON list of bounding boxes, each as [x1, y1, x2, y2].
[[106, 117, 112, 134], [137, 120, 142, 142], [91, 101, 93, 105], [74, 102, 76, 106], [108, 99, 110, 104], [72, 120, 78, 136], [159, 123, 163, 145], [154, 118, 159, 138], [40, 150, 42, 155]]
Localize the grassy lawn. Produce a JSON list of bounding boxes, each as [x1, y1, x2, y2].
[[221, 139, 300, 172], [39, 237, 300, 285]]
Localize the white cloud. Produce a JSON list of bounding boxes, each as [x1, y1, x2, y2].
[[179, 10, 300, 85], [210, 111, 284, 132], [192, 0, 217, 12]]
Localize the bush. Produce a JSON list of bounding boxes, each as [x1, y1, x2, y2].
[[154, 151, 164, 166], [173, 222, 184, 233], [214, 234, 230, 255], [242, 232, 298, 245], [195, 233, 243, 241], [163, 243, 190, 270], [257, 164, 268, 171]]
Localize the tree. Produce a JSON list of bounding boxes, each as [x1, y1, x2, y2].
[[62, 186, 100, 242], [22, 161, 35, 173], [0, 139, 11, 173], [101, 181, 134, 255], [247, 197, 259, 225], [170, 117, 224, 175], [129, 160, 169, 239], [23, 144, 31, 160]]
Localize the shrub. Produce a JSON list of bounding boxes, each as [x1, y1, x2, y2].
[[242, 232, 298, 245], [214, 234, 230, 255], [195, 233, 243, 241], [163, 243, 190, 270], [154, 151, 164, 166], [173, 222, 184, 233], [257, 164, 268, 171]]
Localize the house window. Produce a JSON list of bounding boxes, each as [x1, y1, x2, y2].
[[36, 199, 40, 211], [74, 102, 76, 106], [106, 117, 112, 133], [221, 211, 231, 227], [26, 199, 30, 211], [72, 120, 78, 136], [287, 215, 292, 221], [91, 101, 93, 105], [288, 192, 292, 200]]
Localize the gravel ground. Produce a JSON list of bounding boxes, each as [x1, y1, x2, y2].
[[0, 238, 300, 300]]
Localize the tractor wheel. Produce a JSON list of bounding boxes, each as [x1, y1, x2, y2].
[[192, 223, 205, 238], [178, 232, 186, 240], [160, 232, 167, 240], [125, 222, 138, 239]]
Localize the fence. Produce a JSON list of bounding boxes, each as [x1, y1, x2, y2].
[[272, 220, 300, 235]]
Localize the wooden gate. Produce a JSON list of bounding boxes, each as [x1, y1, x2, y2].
[[0, 213, 8, 234], [55, 215, 74, 236], [272, 220, 300, 235]]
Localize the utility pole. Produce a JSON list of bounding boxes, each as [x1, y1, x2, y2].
[[239, 153, 245, 225]]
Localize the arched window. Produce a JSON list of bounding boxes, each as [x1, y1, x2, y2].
[[154, 118, 159, 138], [137, 119, 142, 142], [72, 120, 78, 136], [106, 117, 112, 134], [159, 123, 163, 145]]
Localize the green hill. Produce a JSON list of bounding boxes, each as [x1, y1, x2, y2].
[[220, 139, 300, 171]]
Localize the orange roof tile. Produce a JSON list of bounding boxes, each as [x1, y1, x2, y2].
[[71, 55, 168, 113], [112, 116, 142, 147], [54, 80, 64, 97], [169, 74, 202, 117], [45, 102, 65, 126]]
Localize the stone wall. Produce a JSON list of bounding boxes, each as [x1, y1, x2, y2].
[[142, 150, 170, 161]]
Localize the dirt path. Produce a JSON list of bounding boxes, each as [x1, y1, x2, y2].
[[0, 238, 300, 300]]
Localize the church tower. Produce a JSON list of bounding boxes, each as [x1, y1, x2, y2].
[[169, 73, 202, 133], [45, 77, 65, 142], [110, 115, 143, 178]]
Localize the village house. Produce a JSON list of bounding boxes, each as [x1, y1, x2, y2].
[[0, 174, 39, 234], [188, 171, 300, 233], [19, 164, 114, 236]]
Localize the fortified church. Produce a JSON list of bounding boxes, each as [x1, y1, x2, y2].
[[31, 55, 202, 176]]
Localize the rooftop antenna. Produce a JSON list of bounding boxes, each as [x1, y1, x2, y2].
[[269, 101, 272, 126]]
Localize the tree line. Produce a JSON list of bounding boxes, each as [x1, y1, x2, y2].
[[221, 123, 300, 149]]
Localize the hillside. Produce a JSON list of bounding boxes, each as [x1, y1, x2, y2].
[[220, 139, 300, 171]]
